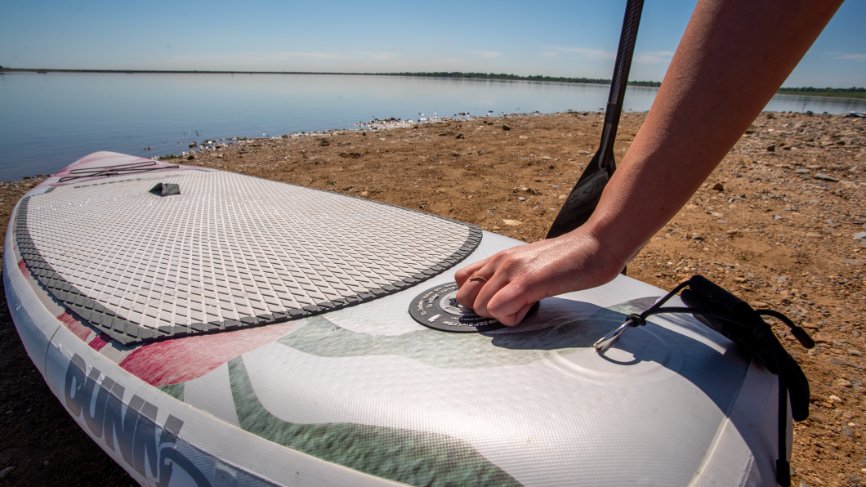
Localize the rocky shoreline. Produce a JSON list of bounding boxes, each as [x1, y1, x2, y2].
[[0, 111, 863, 485]]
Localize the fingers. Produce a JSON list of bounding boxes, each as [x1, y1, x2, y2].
[[454, 259, 486, 287], [455, 261, 494, 313], [455, 256, 536, 326], [497, 301, 536, 327], [485, 282, 532, 324]]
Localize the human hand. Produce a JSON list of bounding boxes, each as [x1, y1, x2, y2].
[[454, 228, 625, 326]]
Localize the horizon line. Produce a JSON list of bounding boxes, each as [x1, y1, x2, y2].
[[1, 67, 863, 91]]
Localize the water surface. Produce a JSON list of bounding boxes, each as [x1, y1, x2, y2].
[[1, 72, 864, 181]]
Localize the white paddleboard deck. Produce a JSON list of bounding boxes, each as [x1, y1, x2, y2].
[[4, 152, 785, 486]]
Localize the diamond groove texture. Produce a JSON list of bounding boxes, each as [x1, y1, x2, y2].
[[16, 171, 481, 344]]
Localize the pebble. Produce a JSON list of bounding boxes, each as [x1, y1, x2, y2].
[[502, 124, 512, 131], [854, 232, 866, 246], [813, 172, 839, 182], [502, 219, 522, 226], [711, 182, 725, 192]]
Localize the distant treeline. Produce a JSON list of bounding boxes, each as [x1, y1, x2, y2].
[[392, 72, 865, 98], [2, 66, 864, 99], [386, 71, 662, 87], [777, 86, 866, 99]]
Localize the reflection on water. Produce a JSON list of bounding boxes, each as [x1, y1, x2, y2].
[[1, 72, 864, 180], [766, 93, 866, 113]]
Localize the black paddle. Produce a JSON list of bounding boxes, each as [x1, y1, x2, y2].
[[547, 0, 644, 238]]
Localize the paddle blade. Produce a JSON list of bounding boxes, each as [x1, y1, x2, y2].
[[546, 155, 610, 238]]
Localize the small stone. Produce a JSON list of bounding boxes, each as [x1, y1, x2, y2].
[[690, 233, 704, 241], [711, 182, 725, 192], [517, 196, 526, 202], [813, 172, 838, 182], [360, 191, 369, 197], [558, 194, 567, 200], [805, 232, 821, 238], [795, 168, 810, 174], [502, 124, 512, 131], [502, 219, 522, 226], [726, 229, 739, 236], [854, 232, 866, 246], [455, 133, 465, 139], [849, 348, 862, 357], [828, 394, 843, 403], [834, 378, 852, 388], [766, 145, 776, 152]]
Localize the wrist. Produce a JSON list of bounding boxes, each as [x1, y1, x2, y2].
[[577, 212, 642, 276], [547, 223, 631, 292]]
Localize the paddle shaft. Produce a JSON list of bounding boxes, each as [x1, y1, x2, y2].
[[546, 0, 643, 238]]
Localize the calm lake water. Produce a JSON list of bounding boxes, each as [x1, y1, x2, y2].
[[1, 72, 865, 181]]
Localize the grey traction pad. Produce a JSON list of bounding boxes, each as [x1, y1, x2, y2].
[[16, 171, 481, 344]]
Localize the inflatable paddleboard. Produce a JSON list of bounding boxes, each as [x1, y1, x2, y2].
[[5, 151, 787, 486]]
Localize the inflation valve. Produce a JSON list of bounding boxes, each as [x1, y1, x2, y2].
[[408, 282, 505, 333]]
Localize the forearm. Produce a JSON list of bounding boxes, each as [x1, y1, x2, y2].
[[455, 0, 841, 325], [582, 0, 841, 269]]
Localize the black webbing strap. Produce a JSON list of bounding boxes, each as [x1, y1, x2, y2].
[[618, 275, 812, 486]]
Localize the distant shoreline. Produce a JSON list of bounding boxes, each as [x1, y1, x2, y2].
[[2, 67, 864, 99]]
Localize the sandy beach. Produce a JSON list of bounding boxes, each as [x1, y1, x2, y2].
[[1, 111, 863, 485]]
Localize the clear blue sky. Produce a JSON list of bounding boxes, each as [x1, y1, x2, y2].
[[1, 0, 864, 87]]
